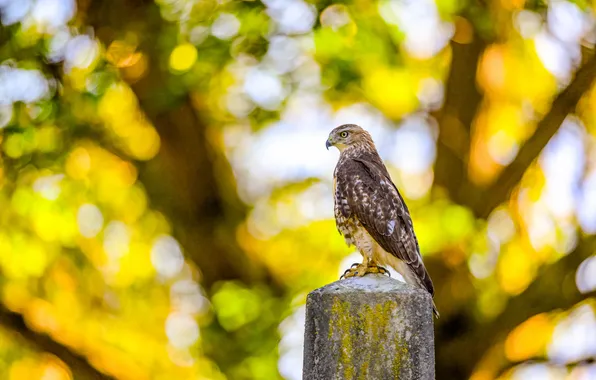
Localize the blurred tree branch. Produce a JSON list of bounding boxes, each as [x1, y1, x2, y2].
[[434, 9, 596, 220], [433, 1, 491, 205], [472, 52, 596, 218], [433, 35, 485, 205], [0, 304, 114, 380], [437, 235, 596, 378], [82, 0, 282, 290]]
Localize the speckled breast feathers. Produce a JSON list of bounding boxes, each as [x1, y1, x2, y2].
[[332, 136, 435, 298]]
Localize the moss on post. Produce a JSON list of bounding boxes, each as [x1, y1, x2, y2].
[[303, 275, 435, 379]]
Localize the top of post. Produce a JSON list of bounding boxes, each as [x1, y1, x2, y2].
[[310, 274, 430, 298]]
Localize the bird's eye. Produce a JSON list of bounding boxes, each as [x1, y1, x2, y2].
[[340, 131, 349, 138]]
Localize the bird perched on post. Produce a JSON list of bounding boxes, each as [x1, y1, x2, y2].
[[326, 124, 439, 318]]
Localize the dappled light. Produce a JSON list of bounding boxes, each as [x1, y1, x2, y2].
[[0, 0, 595, 378]]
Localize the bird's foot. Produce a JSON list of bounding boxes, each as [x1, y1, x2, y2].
[[367, 265, 391, 277], [340, 263, 361, 279], [340, 263, 391, 279]]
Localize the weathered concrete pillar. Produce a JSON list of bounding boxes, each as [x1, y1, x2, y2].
[[302, 274, 435, 380]]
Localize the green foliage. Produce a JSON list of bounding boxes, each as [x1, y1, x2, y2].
[[0, 0, 595, 379]]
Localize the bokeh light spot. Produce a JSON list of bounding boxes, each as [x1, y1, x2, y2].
[[77, 203, 104, 238], [170, 280, 209, 315], [32, 174, 64, 201], [64, 35, 99, 71], [150, 235, 184, 278], [548, 304, 596, 364], [320, 4, 351, 30], [103, 221, 130, 259], [505, 314, 553, 362], [576, 256, 596, 294], [169, 43, 198, 73], [66, 147, 91, 178], [212, 282, 262, 331], [165, 312, 200, 348], [31, 0, 76, 32], [211, 13, 241, 40]]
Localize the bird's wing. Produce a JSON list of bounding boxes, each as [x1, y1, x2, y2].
[[336, 156, 434, 295]]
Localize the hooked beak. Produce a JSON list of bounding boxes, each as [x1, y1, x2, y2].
[[326, 138, 332, 150]]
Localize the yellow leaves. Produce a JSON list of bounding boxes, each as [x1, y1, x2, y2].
[[35, 126, 61, 153], [470, 100, 539, 185], [53, 291, 82, 321], [362, 66, 418, 119], [500, 0, 526, 10], [32, 205, 67, 242], [65, 147, 91, 179], [106, 40, 143, 69], [442, 204, 476, 243], [26, 298, 60, 333], [121, 54, 148, 83], [49, 263, 78, 293], [519, 166, 546, 206], [9, 355, 71, 380], [0, 58, 209, 380], [67, 142, 138, 193], [100, 159, 137, 189], [98, 83, 160, 160], [470, 104, 521, 184], [120, 185, 148, 223], [129, 127, 160, 160], [478, 42, 556, 103], [497, 241, 536, 295], [79, 238, 106, 268], [67, 68, 94, 93], [122, 242, 154, 280], [2, 282, 32, 312], [0, 233, 50, 279], [77, 216, 157, 286], [505, 313, 553, 362], [86, 342, 151, 380], [471, 313, 555, 379], [38, 357, 72, 380], [239, 219, 348, 288], [169, 43, 198, 73], [3, 130, 36, 159], [20, 241, 50, 278], [11, 179, 79, 246], [109, 241, 154, 287], [478, 46, 506, 95], [139, 210, 171, 238], [452, 16, 474, 44], [470, 370, 493, 380], [98, 83, 136, 122]]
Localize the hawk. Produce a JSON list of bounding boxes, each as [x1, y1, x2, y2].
[[326, 124, 439, 318]]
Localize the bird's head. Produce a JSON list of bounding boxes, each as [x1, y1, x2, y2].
[[326, 124, 374, 152]]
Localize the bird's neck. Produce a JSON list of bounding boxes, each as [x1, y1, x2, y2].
[[339, 141, 378, 159]]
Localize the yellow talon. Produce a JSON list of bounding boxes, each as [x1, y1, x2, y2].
[[340, 264, 391, 279]]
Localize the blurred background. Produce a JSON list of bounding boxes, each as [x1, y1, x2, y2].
[[0, 0, 595, 379]]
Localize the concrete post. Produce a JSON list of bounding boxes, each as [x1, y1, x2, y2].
[[302, 274, 435, 379]]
